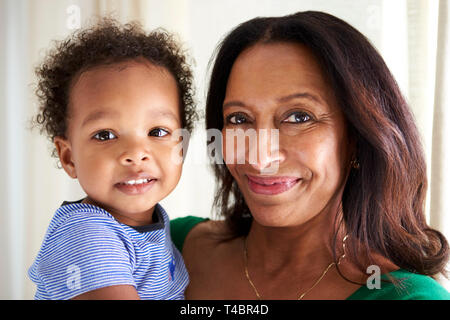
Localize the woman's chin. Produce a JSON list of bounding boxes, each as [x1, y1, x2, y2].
[[248, 206, 299, 228], [247, 200, 324, 230]]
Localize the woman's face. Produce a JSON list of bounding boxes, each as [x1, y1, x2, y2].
[[222, 42, 352, 227]]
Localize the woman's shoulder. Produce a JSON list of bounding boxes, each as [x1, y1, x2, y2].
[[170, 215, 208, 252], [170, 215, 228, 252], [348, 269, 450, 300], [172, 216, 243, 299]]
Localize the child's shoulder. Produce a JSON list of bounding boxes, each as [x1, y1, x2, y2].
[[35, 200, 136, 264], [45, 200, 122, 239]]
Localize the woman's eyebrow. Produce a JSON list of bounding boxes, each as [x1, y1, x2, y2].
[[223, 92, 323, 110], [277, 92, 322, 104], [223, 100, 246, 110]]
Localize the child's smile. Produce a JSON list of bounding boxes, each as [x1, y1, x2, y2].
[[54, 59, 183, 226], [114, 173, 158, 196]]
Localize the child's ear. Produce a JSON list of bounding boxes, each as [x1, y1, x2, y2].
[[54, 136, 77, 179]]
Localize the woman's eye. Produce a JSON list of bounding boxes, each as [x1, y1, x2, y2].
[[149, 128, 169, 137], [283, 112, 311, 123], [93, 130, 117, 141], [226, 113, 248, 125]]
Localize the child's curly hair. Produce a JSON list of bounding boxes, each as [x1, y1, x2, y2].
[[34, 18, 197, 158]]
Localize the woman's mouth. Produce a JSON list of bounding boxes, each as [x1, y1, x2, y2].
[[246, 175, 300, 195], [115, 178, 157, 195]]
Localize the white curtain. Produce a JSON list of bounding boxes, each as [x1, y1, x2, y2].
[[0, 0, 448, 299], [429, 0, 450, 285]]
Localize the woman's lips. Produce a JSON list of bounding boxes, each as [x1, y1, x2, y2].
[[246, 175, 300, 195]]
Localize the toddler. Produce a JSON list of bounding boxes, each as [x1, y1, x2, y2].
[[28, 18, 196, 300]]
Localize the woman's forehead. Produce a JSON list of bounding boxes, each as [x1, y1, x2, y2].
[[225, 42, 339, 114]]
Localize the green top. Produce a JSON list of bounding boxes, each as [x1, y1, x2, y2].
[[170, 216, 450, 300]]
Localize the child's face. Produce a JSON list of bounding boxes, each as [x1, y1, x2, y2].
[[55, 60, 183, 226]]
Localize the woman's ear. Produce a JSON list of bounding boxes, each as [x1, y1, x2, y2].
[[54, 136, 77, 179]]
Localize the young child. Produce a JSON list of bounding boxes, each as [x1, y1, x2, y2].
[[28, 19, 197, 300]]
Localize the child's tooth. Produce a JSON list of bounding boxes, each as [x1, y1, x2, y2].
[[124, 179, 150, 185]]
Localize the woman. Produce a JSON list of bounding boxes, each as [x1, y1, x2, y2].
[[171, 11, 449, 299]]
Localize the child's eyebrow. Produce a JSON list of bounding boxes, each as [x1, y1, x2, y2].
[[81, 109, 180, 128], [81, 110, 119, 127], [154, 110, 180, 122]]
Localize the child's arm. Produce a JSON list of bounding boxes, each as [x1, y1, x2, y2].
[[72, 284, 140, 300]]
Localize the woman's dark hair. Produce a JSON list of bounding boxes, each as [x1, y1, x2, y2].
[[35, 18, 197, 157], [205, 11, 448, 278]]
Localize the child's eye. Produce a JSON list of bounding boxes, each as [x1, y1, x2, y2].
[[149, 128, 169, 137], [226, 113, 249, 125], [93, 130, 117, 141], [282, 111, 311, 123]]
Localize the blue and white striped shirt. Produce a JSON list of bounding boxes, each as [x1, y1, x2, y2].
[[28, 201, 189, 300]]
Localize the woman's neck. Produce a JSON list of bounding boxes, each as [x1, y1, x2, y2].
[[245, 208, 345, 276]]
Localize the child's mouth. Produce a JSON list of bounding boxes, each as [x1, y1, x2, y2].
[[115, 178, 157, 195], [119, 178, 154, 186]]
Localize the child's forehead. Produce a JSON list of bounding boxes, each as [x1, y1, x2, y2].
[[67, 58, 181, 123], [69, 58, 177, 102], [74, 58, 171, 85]]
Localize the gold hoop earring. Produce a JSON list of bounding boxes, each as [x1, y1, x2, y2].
[[350, 159, 360, 169]]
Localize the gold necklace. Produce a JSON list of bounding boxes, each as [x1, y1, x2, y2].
[[243, 234, 348, 300]]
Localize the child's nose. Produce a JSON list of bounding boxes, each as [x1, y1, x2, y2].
[[119, 142, 151, 166], [120, 153, 149, 165]]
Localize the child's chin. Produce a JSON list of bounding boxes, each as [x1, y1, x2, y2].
[[109, 205, 158, 226], [119, 203, 157, 215]]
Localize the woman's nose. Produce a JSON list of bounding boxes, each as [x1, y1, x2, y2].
[[248, 129, 284, 174]]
